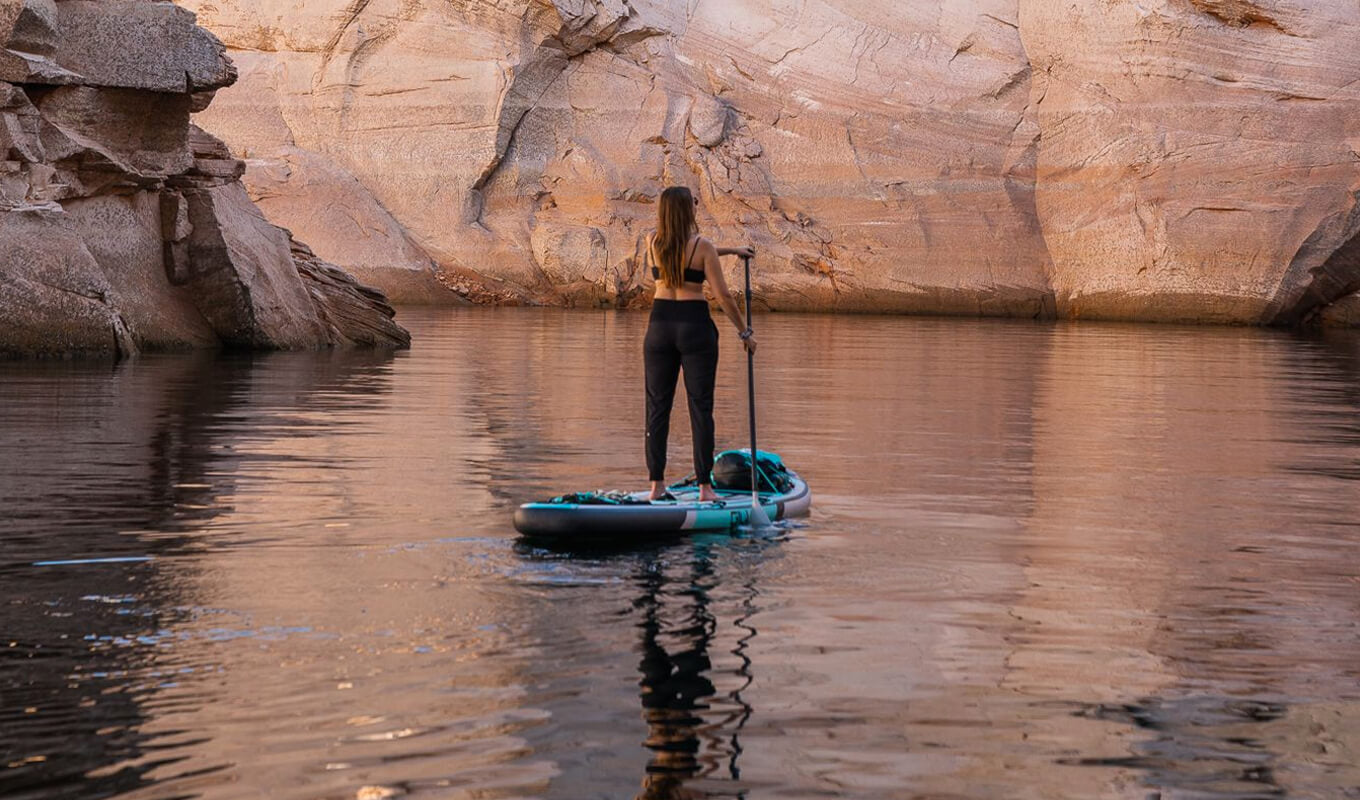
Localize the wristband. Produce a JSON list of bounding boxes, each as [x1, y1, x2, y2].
[[738, 328, 753, 341]]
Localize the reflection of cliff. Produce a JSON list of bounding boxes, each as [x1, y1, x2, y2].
[[756, 314, 1047, 520], [1010, 324, 1360, 795], [415, 308, 656, 502], [0, 349, 397, 798], [1068, 695, 1359, 797], [716, 315, 1056, 796], [1280, 330, 1360, 482]]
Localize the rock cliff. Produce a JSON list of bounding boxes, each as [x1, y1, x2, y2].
[[184, 0, 1058, 315], [57, 0, 1344, 325], [0, 0, 410, 359], [1020, 0, 1360, 324], [182, 0, 1360, 324]]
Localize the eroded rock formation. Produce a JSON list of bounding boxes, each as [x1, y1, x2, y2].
[[0, 0, 410, 358], [1020, 0, 1360, 324], [171, 1, 1360, 323], [186, 0, 1056, 315]]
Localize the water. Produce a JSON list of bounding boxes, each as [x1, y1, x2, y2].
[[3, 308, 1360, 800]]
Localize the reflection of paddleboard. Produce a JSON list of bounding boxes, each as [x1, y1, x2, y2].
[[513, 468, 811, 539]]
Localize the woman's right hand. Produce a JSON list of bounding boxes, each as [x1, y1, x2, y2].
[[742, 333, 758, 354]]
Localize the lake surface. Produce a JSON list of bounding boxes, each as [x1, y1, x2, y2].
[[3, 308, 1360, 800]]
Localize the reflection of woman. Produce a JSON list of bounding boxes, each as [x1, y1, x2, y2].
[[634, 559, 713, 800], [643, 186, 756, 502], [632, 546, 756, 800]]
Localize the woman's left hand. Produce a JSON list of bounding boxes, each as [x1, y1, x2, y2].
[[729, 245, 755, 258]]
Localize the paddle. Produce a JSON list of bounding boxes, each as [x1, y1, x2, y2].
[[742, 255, 773, 529]]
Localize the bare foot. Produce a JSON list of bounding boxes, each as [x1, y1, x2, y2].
[[698, 485, 720, 503], [648, 481, 668, 501]]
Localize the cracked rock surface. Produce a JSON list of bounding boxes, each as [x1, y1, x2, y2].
[[1, 0, 410, 359], [185, 0, 1360, 323]]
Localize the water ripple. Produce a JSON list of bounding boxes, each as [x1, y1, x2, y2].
[[3, 313, 1360, 798]]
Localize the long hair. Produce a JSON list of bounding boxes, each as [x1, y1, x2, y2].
[[652, 186, 697, 287]]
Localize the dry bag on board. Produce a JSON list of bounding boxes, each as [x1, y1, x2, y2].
[[711, 449, 793, 493]]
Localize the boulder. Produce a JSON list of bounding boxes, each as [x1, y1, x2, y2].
[[180, 181, 329, 349], [183, 123, 245, 183], [2, 0, 58, 57], [0, 205, 130, 358], [291, 239, 411, 348], [63, 191, 219, 350], [36, 86, 194, 179], [0, 4, 411, 358], [688, 95, 729, 149], [0, 48, 79, 85], [0, 0, 75, 85], [1, 0, 57, 56], [0, 81, 41, 157], [51, 1, 236, 93], [530, 222, 609, 285]]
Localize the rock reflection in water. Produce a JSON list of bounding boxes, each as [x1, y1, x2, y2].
[[1068, 697, 1290, 797], [4, 310, 1360, 799], [0, 350, 397, 800]]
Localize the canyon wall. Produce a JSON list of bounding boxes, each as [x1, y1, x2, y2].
[[184, 0, 1055, 314], [0, 0, 410, 359], [1020, 0, 1360, 324], [182, 0, 1360, 323]]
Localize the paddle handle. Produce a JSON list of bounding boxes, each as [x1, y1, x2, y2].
[[744, 255, 758, 495]]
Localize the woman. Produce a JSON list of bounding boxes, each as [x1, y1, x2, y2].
[[644, 185, 756, 503]]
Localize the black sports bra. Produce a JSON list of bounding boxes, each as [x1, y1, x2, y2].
[[648, 237, 705, 285]]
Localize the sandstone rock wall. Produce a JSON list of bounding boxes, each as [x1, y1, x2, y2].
[[185, 0, 1055, 315], [1019, 0, 1360, 324], [183, 0, 1360, 324], [0, 0, 410, 359]]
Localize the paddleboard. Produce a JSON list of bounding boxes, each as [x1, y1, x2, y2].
[[513, 469, 811, 539]]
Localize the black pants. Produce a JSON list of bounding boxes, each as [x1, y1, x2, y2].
[[645, 300, 719, 483]]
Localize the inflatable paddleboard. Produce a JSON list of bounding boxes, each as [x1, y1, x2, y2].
[[513, 451, 811, 539]]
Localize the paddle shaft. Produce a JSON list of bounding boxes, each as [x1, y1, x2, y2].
[[744, 256, 758, 497]]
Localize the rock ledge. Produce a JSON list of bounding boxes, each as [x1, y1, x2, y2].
[[1, 0, 410, 359]]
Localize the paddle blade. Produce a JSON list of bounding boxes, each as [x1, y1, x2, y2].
[[749, 492, 773, 529]]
